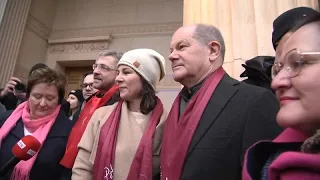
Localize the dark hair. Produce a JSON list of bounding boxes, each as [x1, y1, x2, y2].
[[27, 67, 66, 104], [83, 71, 93, 79], [291, 13, 320, 32], [28, 63, 48, 76], [139, 77, 157, 115], [193, 24, 226, 60]]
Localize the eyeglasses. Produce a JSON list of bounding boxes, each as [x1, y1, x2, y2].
[[92, 64, 118, 72], [271, 48, 320, 79], [80, 83, 93, 89]]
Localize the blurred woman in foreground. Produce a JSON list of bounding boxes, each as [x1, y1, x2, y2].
[[243, 14, 320, 180]]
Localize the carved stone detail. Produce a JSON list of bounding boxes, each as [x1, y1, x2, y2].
[[49, 22, 182, 40], [49, 41, 111, 54], [26, 15, 51, 40]]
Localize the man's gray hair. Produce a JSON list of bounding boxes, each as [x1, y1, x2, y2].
[[99, 50, 123, 62], [193, 24, 226, 60]]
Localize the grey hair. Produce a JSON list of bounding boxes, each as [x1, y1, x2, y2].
[[193, 24, 226, 60], [98, 50, 123, 63]]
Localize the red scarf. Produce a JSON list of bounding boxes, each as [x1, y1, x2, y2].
[[93, 97, 164, 180], [60, 85, 118, 168], [160, 67, 225, 179]]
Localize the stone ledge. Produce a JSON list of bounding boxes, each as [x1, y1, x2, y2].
[[49, 22, 182, 41], [26, 15, 51, 40]]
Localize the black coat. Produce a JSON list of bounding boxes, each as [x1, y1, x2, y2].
[[0, 110, 73, 180], [0, 92, 18, 111], [180, 74, 282, 180]]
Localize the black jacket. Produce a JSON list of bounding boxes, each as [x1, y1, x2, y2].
[[240, 56, 275, 93], [0, 92, 18, 111], [180, 74, 282, 180], [0, 110, 73, 180]]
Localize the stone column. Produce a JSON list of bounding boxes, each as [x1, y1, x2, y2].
[[0, 0, 8, 25], [0, 0, 31, 87], [183, 0, 319, 79]]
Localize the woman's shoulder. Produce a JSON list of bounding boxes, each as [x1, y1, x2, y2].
[[94, 103, 118, 116], [90, 103, 119, 124]]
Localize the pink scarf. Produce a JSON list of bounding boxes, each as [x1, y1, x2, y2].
[[0, 101, 61, 180], [160, 67, 225, 179], [93, 97, 164, 180]]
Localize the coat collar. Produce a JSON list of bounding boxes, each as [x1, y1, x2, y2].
[[273, 128, 310, 143], [185, 74, 239, 158]]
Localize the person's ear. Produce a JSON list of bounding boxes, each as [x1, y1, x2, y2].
[[208, 41, 221, 62]]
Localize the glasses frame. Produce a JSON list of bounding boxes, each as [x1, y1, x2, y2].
[[271, 48, 320, 79], [80, 83, 93, 89], [92, 64, 118, 72]]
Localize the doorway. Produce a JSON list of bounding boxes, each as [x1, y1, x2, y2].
[[65, 66, 92, 96]]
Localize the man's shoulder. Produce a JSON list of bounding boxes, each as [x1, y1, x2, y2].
[[219, 75, 274, 96]]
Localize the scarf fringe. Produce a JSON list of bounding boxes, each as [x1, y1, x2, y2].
[[11, 165, 31, 180]]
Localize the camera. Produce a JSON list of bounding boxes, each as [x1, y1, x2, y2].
[[14, 80, 26, 93]]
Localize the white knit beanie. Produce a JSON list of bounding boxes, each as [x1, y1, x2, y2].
[[117, 48, 166, 90]]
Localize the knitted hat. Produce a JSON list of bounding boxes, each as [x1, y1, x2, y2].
[[272, 7, 318, 50], [29, 63, 48, 76], [68, 89, 84, 103], [117, 49, 166, 90]]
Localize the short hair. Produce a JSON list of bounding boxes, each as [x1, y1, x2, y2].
[[27, 67, 66, 104], [83, 71, 93, 80], [193, 24, 226, 60], [99, 50, 123, 63]]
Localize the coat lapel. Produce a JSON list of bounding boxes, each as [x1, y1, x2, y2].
[[46, 112, 72, 138], [186, 75, 239, 158], [10, 119, 25, 139]]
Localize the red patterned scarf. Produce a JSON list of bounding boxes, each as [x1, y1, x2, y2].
[[93, 97, 163, 180], [60, 85, 118, 168], [160, 67, 225, 179]]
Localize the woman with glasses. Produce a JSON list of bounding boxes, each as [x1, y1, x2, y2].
[[243, 14, 320, 180], [72, 49, 167, 180]]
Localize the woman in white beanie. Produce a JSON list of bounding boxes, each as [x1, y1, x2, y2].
[[72, 49, 167, 180]]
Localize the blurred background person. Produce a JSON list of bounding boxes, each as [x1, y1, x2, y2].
[[0, 67, 73, 180], [72, 48, 167, 180], [243, 13, 320, 179], [0, 63, 47, 110], [81, 71, 98, 104], [67, 89, 84, 121]]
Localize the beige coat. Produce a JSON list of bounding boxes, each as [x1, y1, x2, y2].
[[72, 102, 167, 180]]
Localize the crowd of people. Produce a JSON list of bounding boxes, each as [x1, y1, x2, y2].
[[0, 6, 319, 180]]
